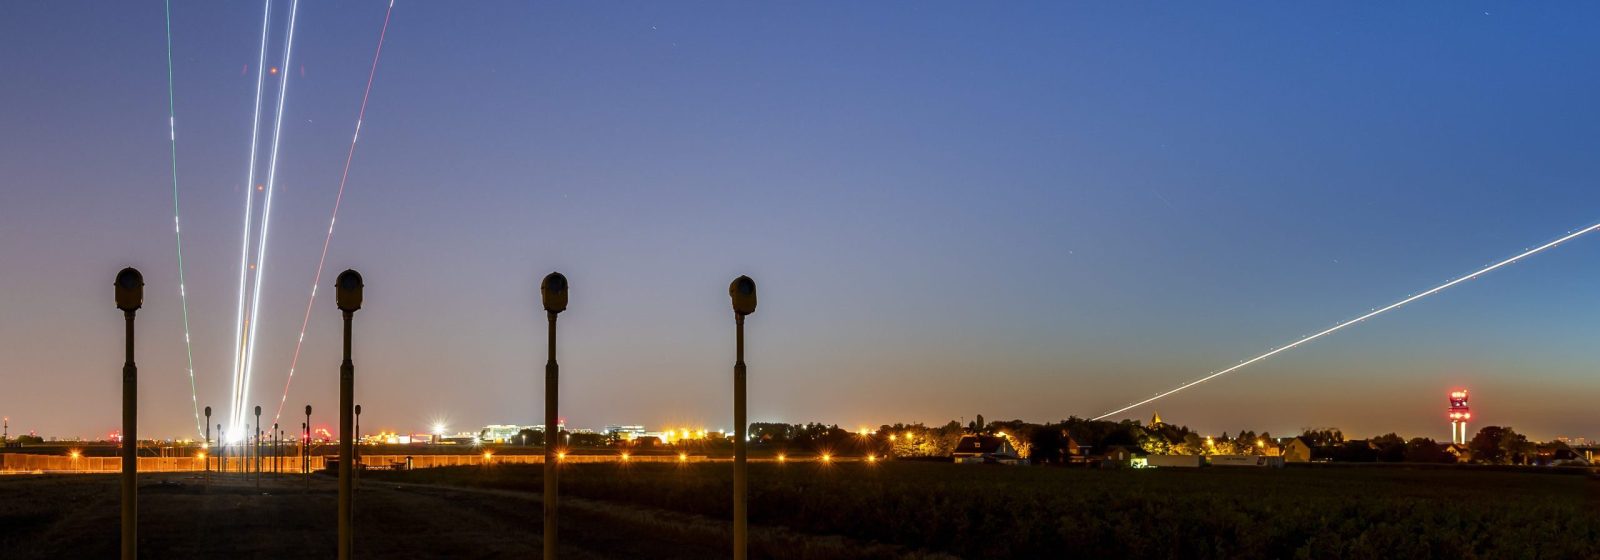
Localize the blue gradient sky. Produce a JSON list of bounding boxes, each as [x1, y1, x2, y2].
[[2, 2, 1598, 441]]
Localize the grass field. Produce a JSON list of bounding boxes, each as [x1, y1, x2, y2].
[[369, 461, 1600, 559], [3, 462, 1597, 558]]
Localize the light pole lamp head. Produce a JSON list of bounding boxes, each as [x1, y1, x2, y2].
[[355, 404, 362, 416], [204, 406, 212, 418], [541, 272, 568, 314], [114, 267, 144, 312], [255, 406, 262, 418], [729, 275, 757, 316], [336, 269, 363, 312], [305, 405, 312, 417]]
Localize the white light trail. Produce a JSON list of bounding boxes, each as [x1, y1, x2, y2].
[[230, 0, 273, 440], [240, 0, 299, 438], [272, 0, 396, 425], [163, 0, 204, 439], [1092, 221, 1600, 421]]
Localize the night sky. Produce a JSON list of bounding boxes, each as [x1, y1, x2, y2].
[[3, 2, 1599, 441]]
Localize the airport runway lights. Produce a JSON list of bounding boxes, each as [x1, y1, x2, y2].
[[335, 269, 363, 560], [540, 271, 568, 559], [114, 267, 143, 560], [729, 275, 757, 560]]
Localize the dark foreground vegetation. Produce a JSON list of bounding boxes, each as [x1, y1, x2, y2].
[[372, 461, 1600, 559]]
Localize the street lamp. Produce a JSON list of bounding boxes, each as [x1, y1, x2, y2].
[[335, 269, 362, 560], [115, 267, 142, 560], [540, 271, 567, 559], [729, 275, 756, 560]]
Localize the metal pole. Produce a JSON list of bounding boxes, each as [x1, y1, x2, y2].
[[728, 275, 756, 560], [544, 311, 559, 558], [204, 408, 211, 475], [122, 309, 138, 559], [255, 406, 262, 488], [335, 268, 362, 560], [539, 272, 567, 558], [354, 405, 361, 479], [733, 315, 747, 560], [305, 404, 312, 476], [115, 268, 143, 560], [339, 310, 355, 559]]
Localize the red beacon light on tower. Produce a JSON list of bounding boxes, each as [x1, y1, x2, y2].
[[1447, 389, 1471, 445]]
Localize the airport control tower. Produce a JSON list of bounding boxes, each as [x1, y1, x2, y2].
[[1447, 390, 1470, 445]]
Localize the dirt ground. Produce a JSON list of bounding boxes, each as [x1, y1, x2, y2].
[[0, 471, 901, 559]]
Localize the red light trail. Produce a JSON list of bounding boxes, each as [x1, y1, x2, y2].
[[273, 0, 397, 425]]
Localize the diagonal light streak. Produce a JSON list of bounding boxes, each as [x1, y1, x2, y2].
[[273, 0, 397, 425], [162, 0, 205, 439], [1093, 221, 1600, 421]]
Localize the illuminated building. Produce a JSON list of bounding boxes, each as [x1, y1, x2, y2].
[[481, 424, 543, 443], [1447, 390, 1471, 445], [602, 425, 646, 438]]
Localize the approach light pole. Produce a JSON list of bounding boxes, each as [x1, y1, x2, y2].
[[354, 404, 362, 472], [204, 407, 212, 474], [336, 269, 362, 560], [305, 405, 312, 476], [729, 275, 757, 560], [254, 406, 262, 488], [540, 271, 568, 559], [116, 267, 143, 560]]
